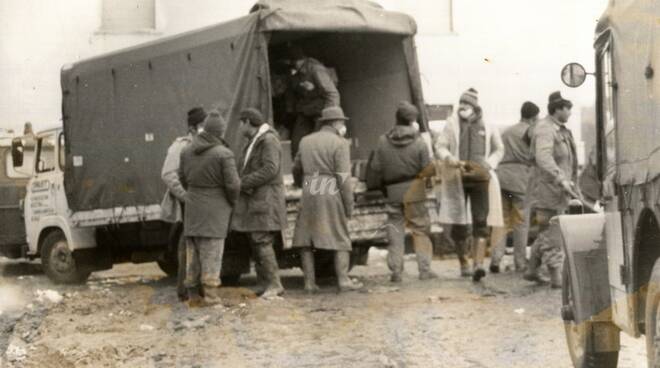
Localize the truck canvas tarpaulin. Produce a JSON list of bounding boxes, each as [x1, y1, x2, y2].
[[595, 0, 660, 185], [61, 0, 424, 212]]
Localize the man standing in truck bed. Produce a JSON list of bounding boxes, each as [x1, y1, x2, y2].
[[287, 44, 340, 158], [524, 91, 579, 289], [179, 110, 241, 305]]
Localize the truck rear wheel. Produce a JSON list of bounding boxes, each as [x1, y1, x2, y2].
[[41, 230, 91, 284], [563, 261, 619, 368], [645, 259, 660, 367]]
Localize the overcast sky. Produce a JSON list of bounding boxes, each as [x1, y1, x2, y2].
[[0, 0, 609, 134]]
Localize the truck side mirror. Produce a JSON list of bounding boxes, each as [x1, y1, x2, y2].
[[11, 138, 24, 168], [561, 63, 588, 88]]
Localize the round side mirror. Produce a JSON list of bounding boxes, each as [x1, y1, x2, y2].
[[561, 63, 587, 88]]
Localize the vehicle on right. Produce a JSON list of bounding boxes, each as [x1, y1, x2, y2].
[[556, 1, 660, 367]]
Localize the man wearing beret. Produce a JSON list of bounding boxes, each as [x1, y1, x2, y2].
[[160, 106, 206, 301], [524, 91, 579, 288], [231, 108, 287, 298], [369, 101, 438, 282]]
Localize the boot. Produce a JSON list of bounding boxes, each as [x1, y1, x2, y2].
[[523, 256, 544, 283], [300, 249, 320, 294], [185, 287, 204, 308], [252, 245, 267, 296], [335, 251, 363, 292], [549, 265, 562, 289], [472, 237, 487, 282], [455, 239, 472, 277], [414, 234, 438, 280], [202, 284, 223, 306], [257, 245, 284, 298]]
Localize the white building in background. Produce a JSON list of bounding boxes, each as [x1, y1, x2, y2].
[[2, 0, 604, 164]]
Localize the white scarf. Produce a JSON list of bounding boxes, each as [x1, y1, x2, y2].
[[243, 124, 270, 170]]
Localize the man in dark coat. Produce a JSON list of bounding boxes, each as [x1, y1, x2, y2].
[[179, 110, 241, 305], [160, 107, 206, 301], [292, 106, 363, 293], [287, 45, 341, 158], [231, 108, 287, 298], [524, 92, 579, 288], [489, 102, 539, 273], [370, 102, 438, 282]]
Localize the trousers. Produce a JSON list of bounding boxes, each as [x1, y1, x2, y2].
[[184, 237, 225, 288], [386, 202, 433, 275], [490, 190, 527, 269], [528, 208, 564, 270]]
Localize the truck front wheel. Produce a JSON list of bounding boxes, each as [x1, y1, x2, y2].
[[41, 231, 91, 284], [563, 261, 619, 368]]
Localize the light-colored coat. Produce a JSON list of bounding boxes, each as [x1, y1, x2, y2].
[[160, 135, 192, 223], [292, 126, 354, 251], [434, 116, 505, 226]]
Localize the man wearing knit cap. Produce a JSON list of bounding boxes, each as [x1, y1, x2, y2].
[[231, 108, 287, 298], [179, 110, 241, 306], [524, 91, 579, 288], [435, 88, 504, 282], [369, 101, 438, 282], [489, 101, 540, 274], [160, 106, 206, 301]]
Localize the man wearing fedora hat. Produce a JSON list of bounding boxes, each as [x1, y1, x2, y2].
[[160, 106, 207, 301], [292, 106, 363, 292], [524, 91, 579, 288]]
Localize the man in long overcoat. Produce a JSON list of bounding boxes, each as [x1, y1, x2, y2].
[[292, 106, 363, 293], [160, 107, 206, 301], [524, 91, 579, 288], [179, 110, 241, 305], [231, 108, 287, 298]]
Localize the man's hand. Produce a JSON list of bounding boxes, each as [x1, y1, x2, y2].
[[560, 180, 579, 199]]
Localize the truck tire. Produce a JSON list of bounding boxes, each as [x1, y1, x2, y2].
[[563, 261, 619, 368], [645, 259, 660, 367], [41, 231, 91, 284], [156, 254, 178, 278]]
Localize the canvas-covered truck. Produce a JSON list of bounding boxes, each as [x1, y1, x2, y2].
[[2, 0, 441, 284], [556, 1, 660, 367]]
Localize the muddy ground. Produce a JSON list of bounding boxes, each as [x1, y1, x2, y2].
[[0, 250, 647, 368]]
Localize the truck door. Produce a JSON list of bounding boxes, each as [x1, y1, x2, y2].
[[597, 39, 634, 334], [26, 132, 60, 231], [0, 144, 31, 256]]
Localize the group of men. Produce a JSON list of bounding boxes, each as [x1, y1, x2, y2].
[[434, 89, 578, 288], [160, 81, 579, 305]]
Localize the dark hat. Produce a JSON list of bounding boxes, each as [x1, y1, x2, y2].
[[548, 91, 571, 105], [520, 101, 540, 120], [187, 107, 207, 127], [459, 88, 479, 108], [203, 110, 227, 138], [240, 108, 265, 127], [395, 101, 419, 125], [318, 106, 349, 123]]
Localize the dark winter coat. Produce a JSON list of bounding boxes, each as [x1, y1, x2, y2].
[[231, 128, 287, 233], [370, 125, 434, 203], [292, 126, 354, 251], [179, 133, 241, 238]]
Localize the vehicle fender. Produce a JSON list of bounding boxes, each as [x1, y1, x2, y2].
[[556, 213, 612, 324], [30, 215, 96, 254]]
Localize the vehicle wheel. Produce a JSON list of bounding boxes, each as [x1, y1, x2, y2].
[[221, 274, 241, 286], [563, 261, 619, 368], [41, 231, 91, 284], [645, 260, 660, 367]]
